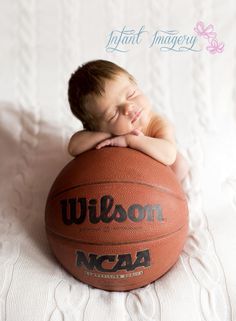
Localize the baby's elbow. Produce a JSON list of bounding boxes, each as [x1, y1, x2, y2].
[[68, 139, 77, 157], [68, 143, 75, 157], [166, 146, 177, 166]]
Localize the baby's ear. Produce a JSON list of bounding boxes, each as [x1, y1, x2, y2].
[[90, 122, 101, 132]]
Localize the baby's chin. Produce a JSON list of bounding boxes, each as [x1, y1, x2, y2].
[[111, 127, 134, 136], [111, 131, 129, 136]]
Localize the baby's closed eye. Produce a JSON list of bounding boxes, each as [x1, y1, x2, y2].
[[109, 109, 119, 122], [127, 89, 136, 98]]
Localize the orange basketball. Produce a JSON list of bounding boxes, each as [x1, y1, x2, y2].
[[45, 147, 188, 291]]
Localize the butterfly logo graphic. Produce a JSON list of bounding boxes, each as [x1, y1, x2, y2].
[[194, 21, 217, 40], [194, 21, 224, 54], [206, 39, 224, 54]]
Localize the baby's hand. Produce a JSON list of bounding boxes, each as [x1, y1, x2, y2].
[[131, 128, 144, 136], [96, 135, 128, 149], [96, 129, 144, 149]]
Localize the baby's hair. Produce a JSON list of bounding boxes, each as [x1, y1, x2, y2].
[[68, 59, 135, 130]]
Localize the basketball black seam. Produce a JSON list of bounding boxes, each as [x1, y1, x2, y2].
[[46, 222, 188, 246], [50, 180, 185, 201]]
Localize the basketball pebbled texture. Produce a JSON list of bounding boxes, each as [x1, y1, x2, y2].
[[45, 147, 188, 291]]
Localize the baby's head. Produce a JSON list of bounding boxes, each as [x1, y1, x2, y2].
[[68, 59, 153, 135], [68, 59, 136, 132]]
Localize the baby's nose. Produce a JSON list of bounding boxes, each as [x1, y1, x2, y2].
[[123, 103, 134, 116]]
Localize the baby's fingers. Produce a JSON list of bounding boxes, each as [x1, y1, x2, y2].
[[131, 129, 144, 136], [96, 139, 111, 149]]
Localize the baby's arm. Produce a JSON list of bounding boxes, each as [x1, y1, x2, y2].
[[127, 134, 176, 165], [68, 130, 112, 156], [96, 116, 177, 165], [127, 116, 177, 165]]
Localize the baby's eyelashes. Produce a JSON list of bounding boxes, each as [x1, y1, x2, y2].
[[109, 110, 118, 122], [128, 89, 136, 98]]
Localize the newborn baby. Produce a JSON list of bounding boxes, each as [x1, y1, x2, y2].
[[67, 59, 189, 182]]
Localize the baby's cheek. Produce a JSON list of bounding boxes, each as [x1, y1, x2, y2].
[[110, 120, 132, 136]]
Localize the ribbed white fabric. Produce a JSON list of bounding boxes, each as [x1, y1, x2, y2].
[[0, 1, 235, 320]]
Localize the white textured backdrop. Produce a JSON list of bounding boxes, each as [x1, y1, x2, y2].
[[0, 1, 236, 320]]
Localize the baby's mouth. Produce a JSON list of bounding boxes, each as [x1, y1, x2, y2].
[[131, 109, 142, 123]]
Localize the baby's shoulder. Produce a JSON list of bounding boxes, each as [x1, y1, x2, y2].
[[145, 113, 174, 137]]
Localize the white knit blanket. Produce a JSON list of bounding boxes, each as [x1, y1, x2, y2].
[[0, 1, 235, 320]]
